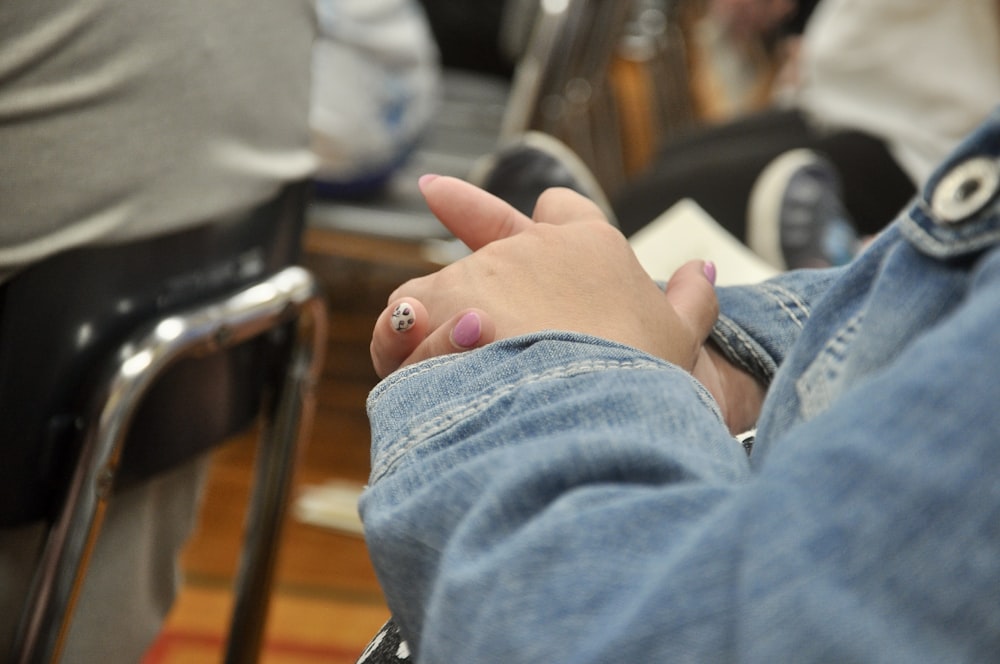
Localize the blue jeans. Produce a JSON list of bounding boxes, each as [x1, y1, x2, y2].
[[361, 108, 1000, 662]]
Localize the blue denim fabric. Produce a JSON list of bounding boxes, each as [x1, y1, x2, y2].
[[362, 109, 1000, 662]]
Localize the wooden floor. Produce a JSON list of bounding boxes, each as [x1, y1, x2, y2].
[[145, 230, 439, 663]]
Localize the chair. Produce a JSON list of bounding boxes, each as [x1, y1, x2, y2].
[[1, 182, 328, 663], [500, 0, 697, 196]]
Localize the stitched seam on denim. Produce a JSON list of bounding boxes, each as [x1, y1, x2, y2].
[[713, 315, 774, 382], [371, 358, 667, 482], [370, 351, 475, 401], [795, 311, 863, 420], [759, 282, 810, 328]]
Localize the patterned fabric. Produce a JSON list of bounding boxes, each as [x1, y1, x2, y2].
[[357, 619, 411, 664]]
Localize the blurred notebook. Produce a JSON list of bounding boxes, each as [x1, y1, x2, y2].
[[629, 198, 778, 286]]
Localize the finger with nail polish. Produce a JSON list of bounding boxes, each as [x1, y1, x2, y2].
[[401, 308, 495, 370], [450, 311, 482, 349], [391, 302, 417, 332], [703, 260, 717, 286], [371, 298, 430, 379]]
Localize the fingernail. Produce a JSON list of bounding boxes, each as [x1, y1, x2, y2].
[[451, 312, 481, 348], [391, 302, 416, 332], [703, 261, 717, 286], [418, 174, 440, 191]]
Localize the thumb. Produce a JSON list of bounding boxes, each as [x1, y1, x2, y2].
[[664, 260, 720, 349]]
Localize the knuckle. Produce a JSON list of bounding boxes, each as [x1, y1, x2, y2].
[[534, 187, 563, 210]]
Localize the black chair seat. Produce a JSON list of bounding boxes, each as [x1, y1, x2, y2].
[[0, 184, 308, 527]]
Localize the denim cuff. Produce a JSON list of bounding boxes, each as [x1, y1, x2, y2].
[[367, 331, 726, 484], [710, 269, 843, 385]]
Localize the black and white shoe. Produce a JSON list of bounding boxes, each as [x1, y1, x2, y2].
[[748, 149, 860, 270], [468, 130, 618, 226]]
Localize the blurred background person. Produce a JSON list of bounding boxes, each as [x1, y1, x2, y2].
[[0, 0, 439, 660], [311, 0, 441, 199], [688, 0, 813, 121], [0, 0, 316, 660], [613, 0, 1000, 270]]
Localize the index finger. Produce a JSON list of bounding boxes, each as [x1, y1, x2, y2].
[[419, 174, 534, 250]]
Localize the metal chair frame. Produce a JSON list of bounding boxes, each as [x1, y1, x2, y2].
[[11, 265, 327, 664]]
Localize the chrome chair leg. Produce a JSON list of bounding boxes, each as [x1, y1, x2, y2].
[[12, 266, 326, 664], [224, 275, 327, 663]]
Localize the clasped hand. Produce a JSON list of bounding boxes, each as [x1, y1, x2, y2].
[[371, 175, 763, 433]]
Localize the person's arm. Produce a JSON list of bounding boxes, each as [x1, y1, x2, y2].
[[363, 332, 746, 660], [362, 250, 1000, 661], [370, 176, 837, 431]]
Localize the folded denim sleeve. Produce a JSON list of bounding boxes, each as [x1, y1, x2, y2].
[[361, 260, 1000, 662], [362, 333, 746, 660], [710, 267, 843, 385]]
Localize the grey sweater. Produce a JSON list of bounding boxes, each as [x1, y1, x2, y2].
[[0, 0, 318, 281]]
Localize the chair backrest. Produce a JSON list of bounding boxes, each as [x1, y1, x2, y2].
[[0, 182, 310, 527]]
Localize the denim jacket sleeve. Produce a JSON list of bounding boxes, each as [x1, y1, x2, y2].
[[709, 267, 843, 385], [362, 112, 1000, 662], [363, 261, 1000, 661], [363, 335, 748, 661]]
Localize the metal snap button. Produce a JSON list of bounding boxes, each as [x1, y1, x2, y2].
[[930, 156, 1000, 224]]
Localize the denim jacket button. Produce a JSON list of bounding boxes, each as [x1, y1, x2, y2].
[[930, 156, 1000, 224]]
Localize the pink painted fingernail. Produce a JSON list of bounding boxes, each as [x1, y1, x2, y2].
[[703, 261, 717, 286], [391, 302, 416, 332], [418, 174, 440, 191], [451, 312, 481, 348]]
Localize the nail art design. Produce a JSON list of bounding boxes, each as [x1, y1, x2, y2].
[[391, 303, 416, 332]]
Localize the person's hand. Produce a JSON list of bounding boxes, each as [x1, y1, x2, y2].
[[371, 175, 765, 433], [371, 299, 497, 379], [370, 175, 530, 378], [373, 175, 717, 371]]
